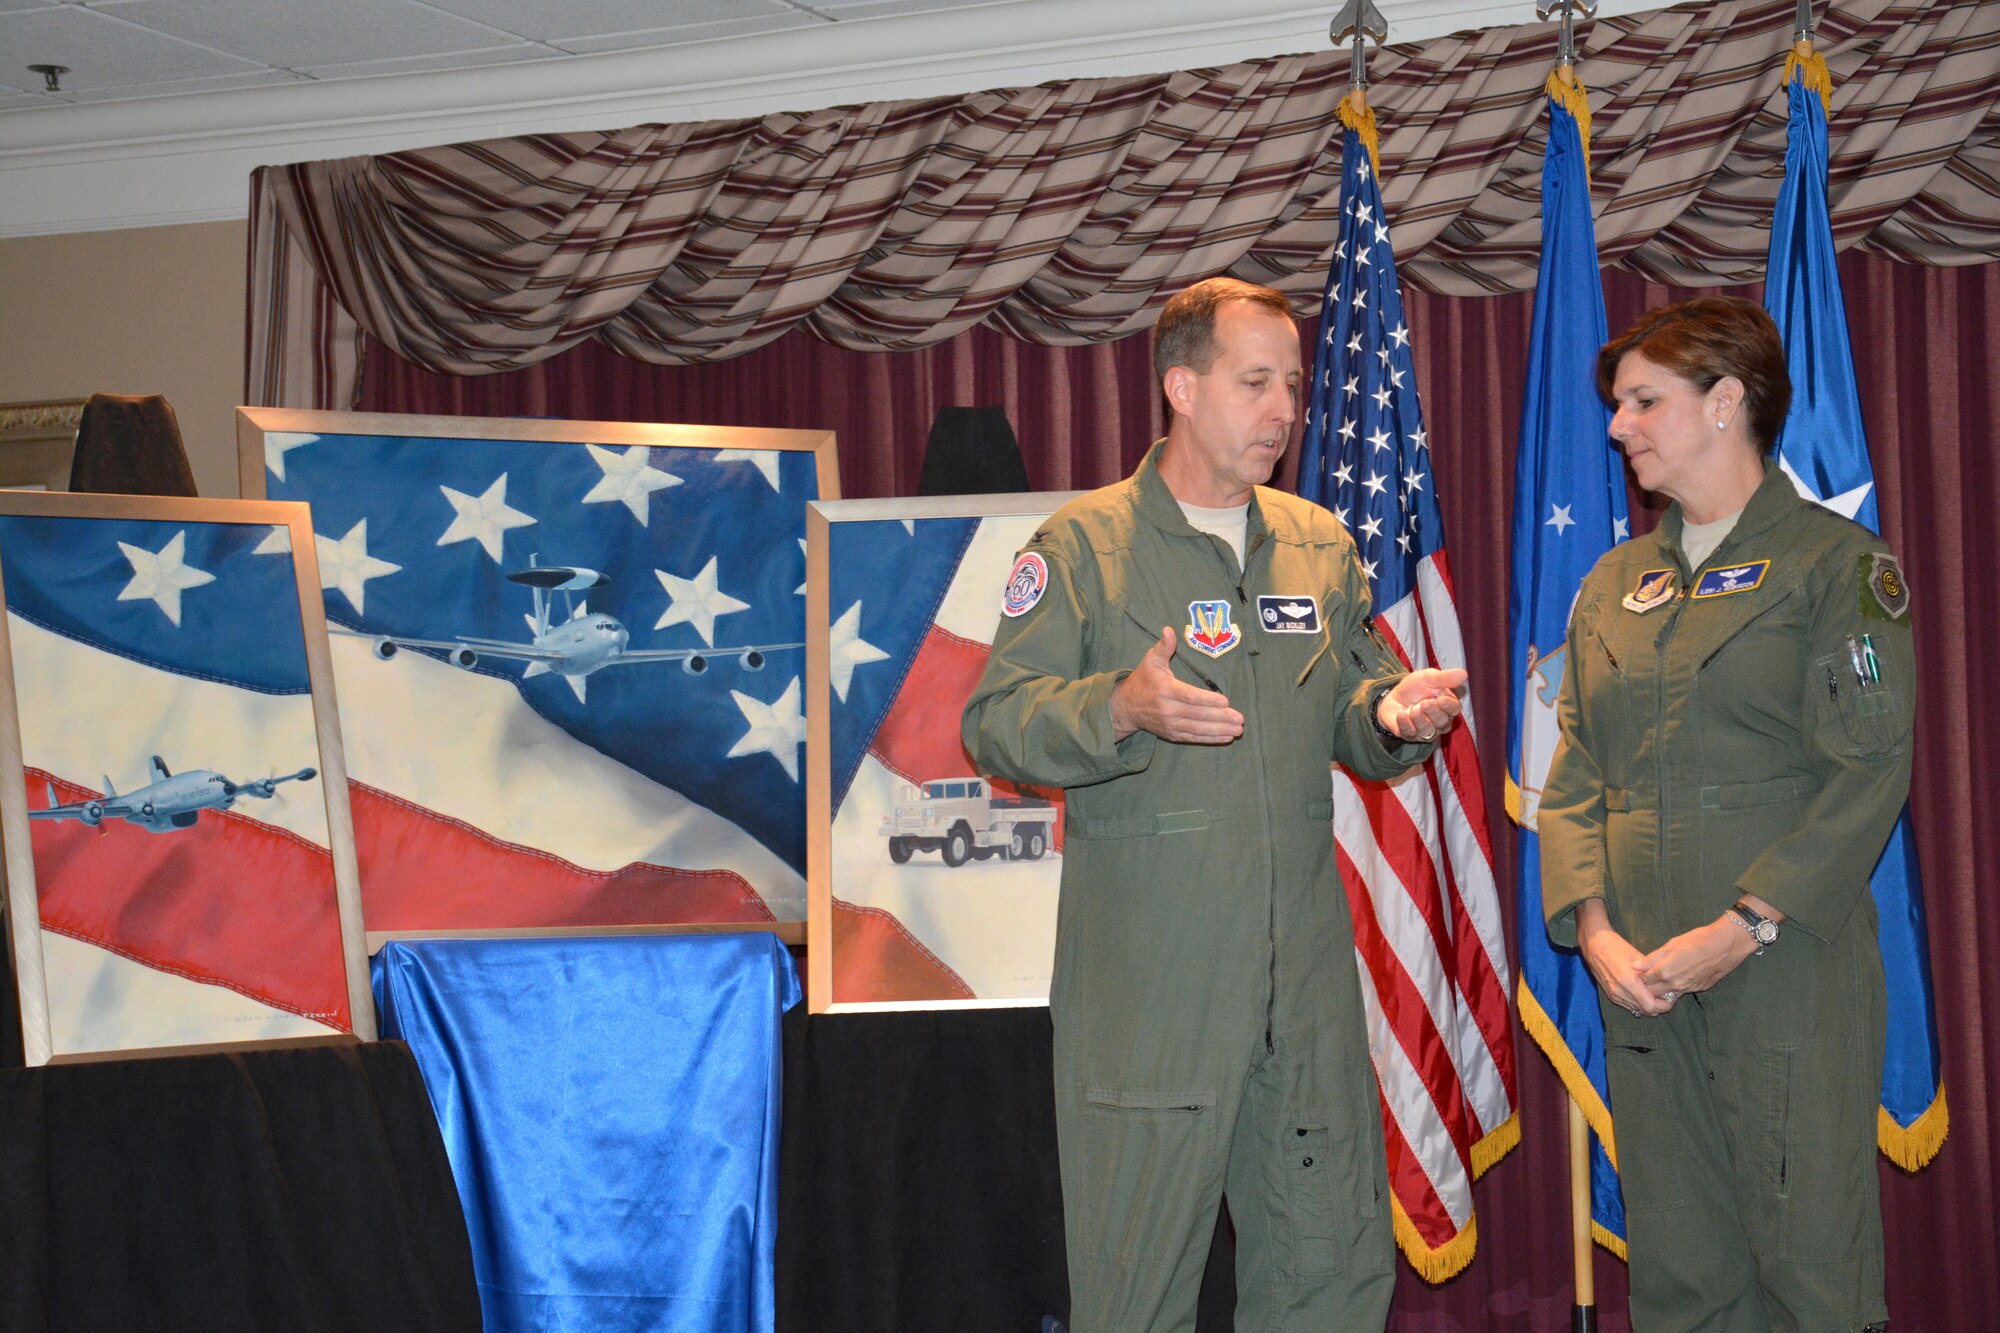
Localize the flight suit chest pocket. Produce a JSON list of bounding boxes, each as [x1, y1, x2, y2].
[[1813, 652, 1907, 758]]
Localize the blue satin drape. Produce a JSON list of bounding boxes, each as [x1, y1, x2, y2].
[[374, 934, 800, 1332]]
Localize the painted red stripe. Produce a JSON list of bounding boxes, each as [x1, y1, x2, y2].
[[830, 898, 976, 1004], [867, 625, 1066, 852], [29, 771, 351, 1029], [350, 783, 776, 931]]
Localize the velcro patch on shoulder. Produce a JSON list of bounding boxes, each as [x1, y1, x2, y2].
[[1002, 551, 1049, 617], [1860, 551, 1910, 622]]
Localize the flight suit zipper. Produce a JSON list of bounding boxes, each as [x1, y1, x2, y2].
[[1231, 529, 1280, 1058], [1653, 581, 1690, 924]]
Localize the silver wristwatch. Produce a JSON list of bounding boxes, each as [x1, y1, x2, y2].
[[1729, 901, 1779, 953]]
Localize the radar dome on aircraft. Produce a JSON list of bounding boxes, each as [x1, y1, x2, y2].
[[507, 564, 608, 592]]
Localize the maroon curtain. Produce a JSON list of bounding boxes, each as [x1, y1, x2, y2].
[[361, 249, 1997, 1331]]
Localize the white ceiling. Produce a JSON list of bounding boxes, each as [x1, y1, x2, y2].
[[0, 0, 1668, 236]]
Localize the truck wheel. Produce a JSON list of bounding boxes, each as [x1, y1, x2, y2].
[[888, 837, 913, 864], [1009, 827, 1030, 860], [1024, 826, 1047, 860], [942, 825, 973, 868]]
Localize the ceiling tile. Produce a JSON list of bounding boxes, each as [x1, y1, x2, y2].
[[295, 42, 558, 81], [63, 66, 307, 102], [420, 0, 794, 45], [552, 12, 815, 55], [0, 5, 260, 94], [0, 0, 58, 13], [93, 0, 524, 68]]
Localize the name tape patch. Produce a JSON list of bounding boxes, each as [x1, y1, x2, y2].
[[1002, 552, 1048, 617], [1691, 560, 1770, 599], [1257, 595, 1321, 634]]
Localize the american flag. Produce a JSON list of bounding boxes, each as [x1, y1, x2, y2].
[[1295, 114, 1519, 1280]]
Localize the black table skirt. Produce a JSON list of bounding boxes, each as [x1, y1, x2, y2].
[[777, 1005, 1236, 1333], [0, 1036, 480, 1332]]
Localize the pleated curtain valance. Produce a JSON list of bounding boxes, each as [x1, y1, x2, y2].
[[246, 0, 2000, 410]]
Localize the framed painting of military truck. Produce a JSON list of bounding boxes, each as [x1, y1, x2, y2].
[[805, 492, 1081, 1013]]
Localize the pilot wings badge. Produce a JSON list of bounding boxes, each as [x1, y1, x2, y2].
[[1185, 599, 1241, 658]]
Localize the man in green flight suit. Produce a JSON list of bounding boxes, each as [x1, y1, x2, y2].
[[962, 277, 1468, 1333]]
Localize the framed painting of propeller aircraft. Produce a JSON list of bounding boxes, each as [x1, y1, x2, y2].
[[0, 492, 374, 1065], [238, 409, 839, 942]]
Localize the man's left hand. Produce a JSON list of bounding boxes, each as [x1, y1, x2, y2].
[[1376, 668, 1467, 742]]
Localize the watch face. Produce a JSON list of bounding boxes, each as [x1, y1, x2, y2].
[[1753, 919, 1779, 945]]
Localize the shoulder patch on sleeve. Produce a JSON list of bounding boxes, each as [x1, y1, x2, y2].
[[1002, 551, 1049, 617], [1860, 551, 1910, 622]]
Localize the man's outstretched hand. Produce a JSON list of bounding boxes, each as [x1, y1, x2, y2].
[[1376, 667, 1467, 742], [1110, 627, 1246, 744]]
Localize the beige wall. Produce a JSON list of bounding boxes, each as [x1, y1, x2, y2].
[[0, 220, 248, 499]]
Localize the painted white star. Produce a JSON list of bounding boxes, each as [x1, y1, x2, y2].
[[1778, 455, 1873, 520], [653, 555, 749, 647], [902, 519, 916, 536], [1337, 418, 1358, 443], [1547, 503, 1577, 535], [583, 444, 682, 524], [1367, 427, 1393, 454], [316, 519, 402, 616], [1361, 514, 1385, 540], [1614, 517, 1631, 541], [713, 449, 782, 491], [116, 530, 215, 627], [252, 525, 291, 555], [796, 538, 808, 596], [1411, 427, 1429, 451], [436, 473, 536, 562], [1404, 467, 1426, 493], [1364, 472, 1390, 497], [728, 677, 807, 781], [265, 432, 318, 484], [1333, 460, 1355, 485], [1390, 322, 1411, 348], [524, 603, 589, 701], [828, 601, 890, 703]]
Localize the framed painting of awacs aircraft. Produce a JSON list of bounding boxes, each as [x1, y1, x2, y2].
[[0, 493, 374, 1065], [806, 492, 1081, 1013], [238, 409, 839, 943]]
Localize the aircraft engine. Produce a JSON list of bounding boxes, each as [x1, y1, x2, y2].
[[741, 650, 766, 671], [372, 637, 399, 660], [451, 648, 479, 668], [251, 779, 277, 798], [80, 801, 103, 827], [139, 801, 156, 819], [683, 655, 709, 675]]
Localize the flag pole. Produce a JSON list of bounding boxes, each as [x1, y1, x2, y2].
[[1531, 5, 1603, 1327], [1568, 1097, 1596, 1331]]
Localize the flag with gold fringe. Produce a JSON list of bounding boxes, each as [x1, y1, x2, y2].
[[1297, 90, 1521, 1282], [1506, 68, 1629, 1257], [1763, 45, 1947, 1170]]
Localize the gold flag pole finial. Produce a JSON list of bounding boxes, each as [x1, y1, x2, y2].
[[1330, 0, 1388, 171]]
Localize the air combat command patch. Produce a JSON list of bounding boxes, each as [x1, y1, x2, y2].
[[1186, 599, 1241, 658], [1002, 551, 1048, 617], [1861, 551, 1911, 621]]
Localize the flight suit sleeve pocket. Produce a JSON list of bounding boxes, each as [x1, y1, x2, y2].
[[1812, 652, 1908, 758]]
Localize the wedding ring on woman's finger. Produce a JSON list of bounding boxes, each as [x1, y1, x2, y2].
[[1663, 990, 1680, 1003]]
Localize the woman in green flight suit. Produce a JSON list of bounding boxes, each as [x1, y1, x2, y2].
[[1539, 297, 1911, 1332]]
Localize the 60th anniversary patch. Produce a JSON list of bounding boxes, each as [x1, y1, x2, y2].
[[1002, 552, 1048, 617]]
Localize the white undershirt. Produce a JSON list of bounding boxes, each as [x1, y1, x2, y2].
[[1178, 500, 1250, 567], [1680, 508, 1743, 572]]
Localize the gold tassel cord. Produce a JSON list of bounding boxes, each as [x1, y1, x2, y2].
[[1784, 43, 1834, 117], [1517, 978, 1620, 1169], [1390, 1192, 1482, 1284], [1469, 1111, 1521, 1180], [1338, 89, 1381, 179], [1878, 1089, 1949, 1171], [1544, 67, 1593, 176]]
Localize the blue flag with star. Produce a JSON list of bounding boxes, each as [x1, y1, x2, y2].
[[1507, 73, 1629, 1255], [1764, 51, 1946, 1168]]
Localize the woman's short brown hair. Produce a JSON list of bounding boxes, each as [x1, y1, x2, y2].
[[1596, 296, 1792, 456]]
